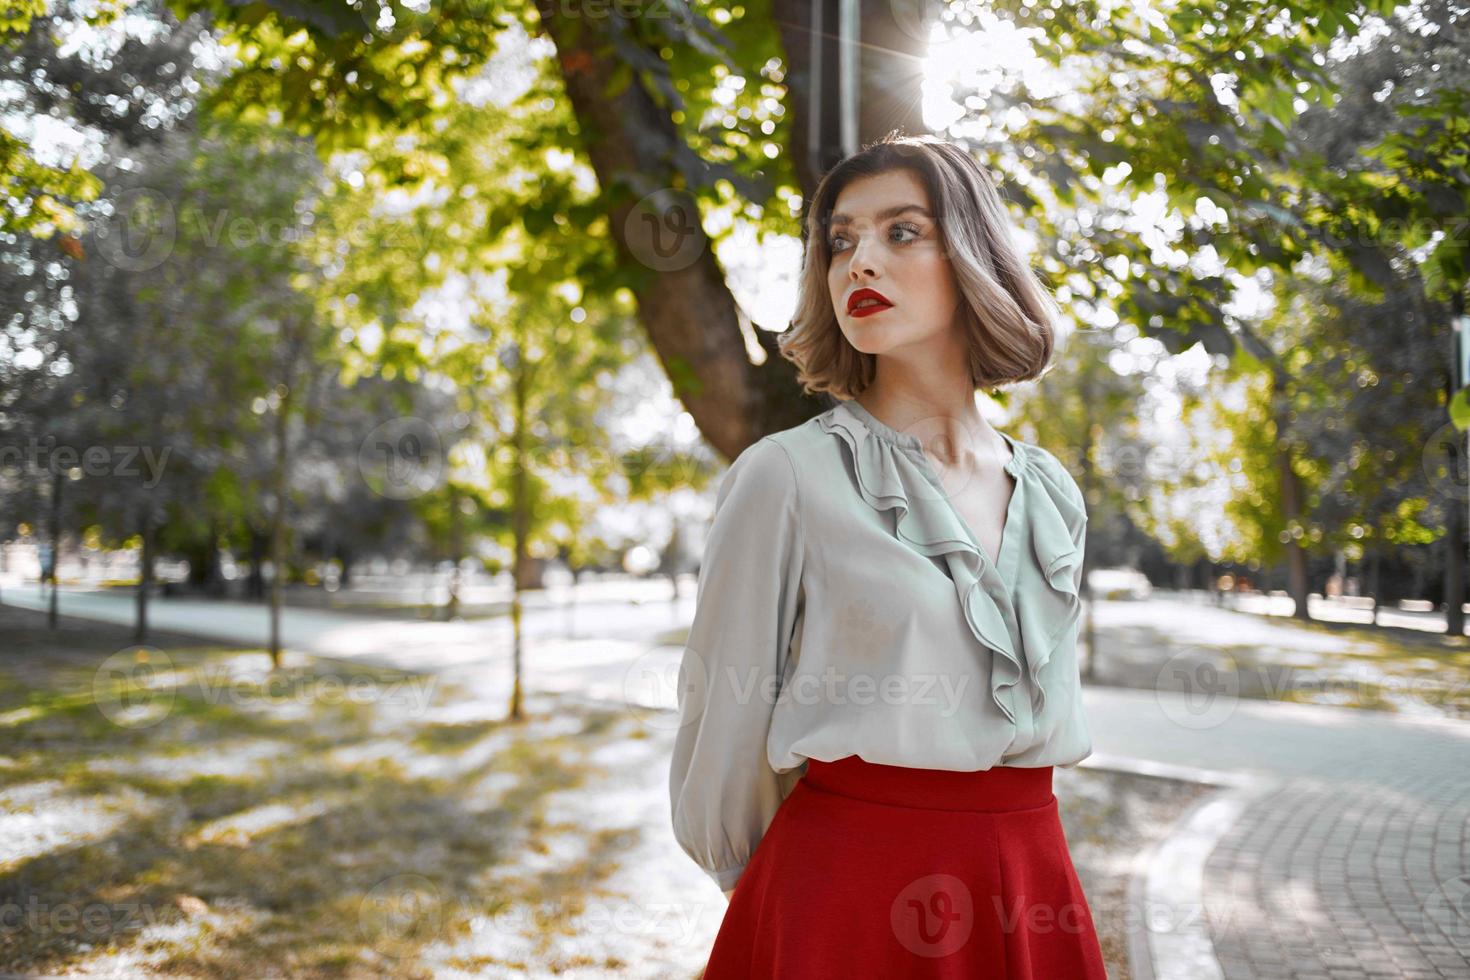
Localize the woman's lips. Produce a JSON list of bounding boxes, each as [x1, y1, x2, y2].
[[849, 301, 892, 318]]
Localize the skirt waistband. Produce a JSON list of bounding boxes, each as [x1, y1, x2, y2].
[[800, 755, 1054, 812]]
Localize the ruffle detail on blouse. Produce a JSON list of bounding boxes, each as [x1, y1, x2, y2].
[[818, 402, 1085, 724], [1018, 454, 1087, 717]]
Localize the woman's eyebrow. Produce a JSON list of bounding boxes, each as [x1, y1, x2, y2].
[[828, 204, 932, 227]]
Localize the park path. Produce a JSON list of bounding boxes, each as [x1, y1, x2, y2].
[[4, 587, 1468, 978], [1087, 687, 1470, 980]]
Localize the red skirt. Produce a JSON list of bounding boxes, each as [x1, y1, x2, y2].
[[701, 755, 1108, 979]]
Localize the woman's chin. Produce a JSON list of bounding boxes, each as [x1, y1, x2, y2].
[[842, 327, 910, 356]]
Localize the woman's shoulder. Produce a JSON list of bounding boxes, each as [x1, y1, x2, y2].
[[766, 405, 851, 453]]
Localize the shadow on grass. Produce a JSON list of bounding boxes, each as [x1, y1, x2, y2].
[[1084, 602, 1470, 720], [0, 604, 646, 978]]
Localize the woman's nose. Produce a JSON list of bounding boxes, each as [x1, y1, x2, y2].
[[848, 239, 880, 279]]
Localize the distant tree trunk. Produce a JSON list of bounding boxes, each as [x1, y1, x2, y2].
[[269, 383, 289, 669], [48, 468, 62, 629], [337, 543, 354, 589], [1444, 303, 1467, 637], [1271, 376, 1311, 620], [445, 484, 462, 621], [1369, 546, 1381, 625], [185, 519, 224, 593], [508, 348, 529, 722], [247, 525, 267, 602], [1445, 503, 1465, 637], [134, 504, 153, 644], [565, 549, 580, 638]]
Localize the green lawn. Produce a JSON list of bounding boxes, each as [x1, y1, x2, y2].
[[0, 606, 654, 978], [1089, 598, 1470, 720]]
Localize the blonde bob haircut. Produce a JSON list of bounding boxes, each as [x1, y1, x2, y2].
[[778, 132, 1060, 400]]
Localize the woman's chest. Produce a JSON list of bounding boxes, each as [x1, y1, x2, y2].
[[935, 463, 1019, 570]]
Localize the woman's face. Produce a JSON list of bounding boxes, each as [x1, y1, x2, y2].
[[826, 168, 960, 358]]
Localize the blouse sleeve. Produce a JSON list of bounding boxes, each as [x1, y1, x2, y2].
[[668, 436, 805, 892], [1070, 472, 1089, 594]]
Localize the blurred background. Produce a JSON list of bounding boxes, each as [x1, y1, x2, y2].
[[2, 0, 1468, 977]]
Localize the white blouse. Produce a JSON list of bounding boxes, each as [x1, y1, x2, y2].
[[667, 397, 1093, 891]]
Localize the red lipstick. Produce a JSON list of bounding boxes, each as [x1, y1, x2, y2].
[[847, 287, 893, 317]]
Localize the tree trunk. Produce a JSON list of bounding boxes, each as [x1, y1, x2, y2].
[[446, 484, 462, 621], [530, 0, 858, 459], [48, 468, 62, 629], [1369, 546, 1381, 626], [1272, 377, 1311, 620], [269, 384, 289, 669], [1445, 502, 1465, 637], [509, 352, 528, 722], [1443, 290, 1467, 637], [247, 525, 266, 602], [134, 505, 153, 644]]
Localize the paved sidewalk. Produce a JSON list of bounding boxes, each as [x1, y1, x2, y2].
[[1092, 687, 1470, 979]]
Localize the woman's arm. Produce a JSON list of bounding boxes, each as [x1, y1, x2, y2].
[[668, 437, 806, 895]]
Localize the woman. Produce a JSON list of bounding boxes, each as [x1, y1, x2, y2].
[[668, 132, 1106, 978]]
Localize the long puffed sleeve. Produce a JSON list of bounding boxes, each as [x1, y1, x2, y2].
[[1070, 477, 1088, 594], [668, 436, 806, 892]]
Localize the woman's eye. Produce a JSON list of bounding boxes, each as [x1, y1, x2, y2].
[[829, 224, 922, 253]]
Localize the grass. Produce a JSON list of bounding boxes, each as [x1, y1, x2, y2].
[[1089, 596, 1470, 720], [0, 605, 652, 978]]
